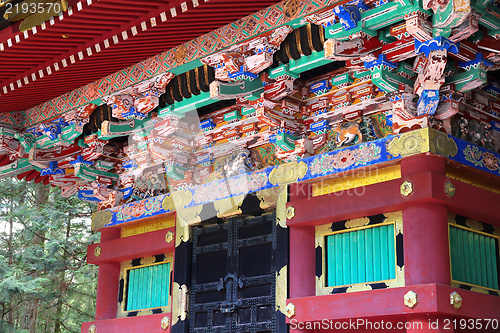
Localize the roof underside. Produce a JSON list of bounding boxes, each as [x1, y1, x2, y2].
[[0, 0, 280, 114]]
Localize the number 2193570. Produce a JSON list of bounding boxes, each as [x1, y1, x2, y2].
[[4, 2, 62, 15], [442, 318, 498, 330]]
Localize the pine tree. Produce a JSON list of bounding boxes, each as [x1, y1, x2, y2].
[[0, 179, 98, 333]]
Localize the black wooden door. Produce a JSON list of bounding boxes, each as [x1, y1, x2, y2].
[[190, 213, 277, 333]]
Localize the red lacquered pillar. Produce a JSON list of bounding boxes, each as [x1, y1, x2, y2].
[[401, 155, 452, 332], [95, 227, 121, 320], [288, 183, 316, 332]]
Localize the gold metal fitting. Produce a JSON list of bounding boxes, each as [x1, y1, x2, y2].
[[165, 231, 174, 243], [404, 290, 418, 309], [400, 181, 414, 197], [161, 316, 170, 330], [444, 181, 456, 198], [285, 303, 296, 318], [450, 291, 462, 310], [88, 324, 96, 333], [94, 246, 102, 258], [286, 206, 296, 220]]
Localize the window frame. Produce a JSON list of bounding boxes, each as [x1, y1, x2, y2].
[[448, 214, 500, 296], [315, 211, 404, 295], [118, 252, 173, 317]]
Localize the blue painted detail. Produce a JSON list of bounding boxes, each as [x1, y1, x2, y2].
[[385, 111, 393, 127], [39, 122, 62, 140], [458, 53, 494, 70], [310, 80, 331, 95], [78, 190, 101, 202], [40, 161, 65, 176], [414, 37, 459, 57], [122, 159, 138, 169], [310, 120, 331, 133], [53, 118, 70, 127], [228, 66, 259, 81], [269, 133, 276, 144], [70, 155, 93, 166], [120, 187, 133, 200], [105, 136, 396, 227], [334, 4, 361, 31], [373, 0, 390, 6], [490, 121, 500, 133], [417, 90, 440, 116], [364, 54, 397, 70], [199, 119, 215, 131], [26, 126, 44, 137], [102, 129, 500, 228], [196, 153, 214, 166], [121, 106, 147, 120], [483, 83, 500, 98]]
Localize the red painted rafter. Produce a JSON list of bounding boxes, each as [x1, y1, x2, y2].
[[0, 0, 281, 114]]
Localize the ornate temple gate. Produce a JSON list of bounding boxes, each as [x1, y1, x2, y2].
[[190, 213, 280, 333]]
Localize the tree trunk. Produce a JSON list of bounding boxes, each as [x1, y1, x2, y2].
[[27, 184, 50, 333], [53, 299, 62, 333], [8, 217, 14, 327]]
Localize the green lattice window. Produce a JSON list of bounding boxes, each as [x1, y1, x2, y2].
[[449, 225, 499, 291], [325, 224, 396, 287], [125, 262, 171, 311]]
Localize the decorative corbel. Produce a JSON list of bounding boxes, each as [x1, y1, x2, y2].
[[106, 73, 173, 120], [202, 26, 292, 100], [413, 37, 459, 116]]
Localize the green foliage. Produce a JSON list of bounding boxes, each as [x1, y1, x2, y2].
[[0, 179, 98, 333]]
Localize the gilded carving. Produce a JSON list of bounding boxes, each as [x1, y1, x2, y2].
[[91, 210, 113, 231], [470, 286, 489, 294], [285, 206, 295, 220], [162, 194, 176, 212], [180, 285, 189, 321], [465, 219, 483, 231], [392, 211, 404, 235], [404, 290, 419, 309], [400, 181, 414, 196], [444, 181, 456, 198], [387, 128, 429, 157], [493, 226, 500, 237], [283, 0, 299, 19], [163, 190, 193, 212], [161, 316, 170, 330], [94, 246, 102, 258], [346, 284, 372, 292], [175, 215, 191, 247], [175, 45, 188, 63], [176, 205, 203, 226], [345, 217, 370, 228], [430, 129, 458, 158], [88, 324, 96, 333], [171, 282, 182, 326], [269, 161, 308, 186], [121, 216, 175, 238], [275, 266, 287, 314], [213, 195, 245, 218], [140, 256, 156, 265], [386, 266, 405, 288], [276, 186, 288, 228], [285, 303, 296, 318], [256, 187, 282, 210], [450, 291, 462, 310], [165, 231, 174, 243]]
